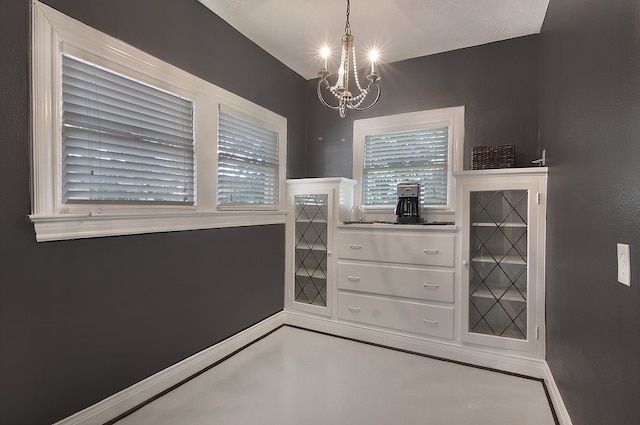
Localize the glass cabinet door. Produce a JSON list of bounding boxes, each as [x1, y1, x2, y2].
[[294, 194, 329, 307], [468, 189, 528, 340]]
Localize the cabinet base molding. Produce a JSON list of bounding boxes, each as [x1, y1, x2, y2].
[[53, 312, 286, 425], [285, 311, 544, 376], [284, 311, 572, 425]]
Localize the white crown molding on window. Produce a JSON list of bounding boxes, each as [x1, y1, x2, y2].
[[31, 1, 59, 217], [31, 1, 288, 241], [29, 211, 287, 242]]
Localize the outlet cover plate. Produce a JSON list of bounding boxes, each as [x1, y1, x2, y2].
[[617, 243, 631, 286]]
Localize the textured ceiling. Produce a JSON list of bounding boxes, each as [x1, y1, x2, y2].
[[198, 0, 549, 79]]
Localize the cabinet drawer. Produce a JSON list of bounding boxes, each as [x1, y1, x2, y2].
[[337, 262, 454, 303], [338, 292, 454, 339], [336, 231, 455, 267]]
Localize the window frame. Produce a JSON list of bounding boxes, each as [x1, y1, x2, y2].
[[30, 1, 287, 242], [352, 107, 465, 213]]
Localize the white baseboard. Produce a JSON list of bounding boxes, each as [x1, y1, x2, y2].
[[54, 312, 285, 425], [543, 362, 574, 425]]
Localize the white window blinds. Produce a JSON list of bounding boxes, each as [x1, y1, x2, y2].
[[363, 127, 449, 206], [217, 110, 279, 206], [61, 54, 195, 204]]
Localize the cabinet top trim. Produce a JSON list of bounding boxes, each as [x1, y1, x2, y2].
[[453, 167, 548, 178], [286, 177, 357, 186], [337, 223, 457, 232]]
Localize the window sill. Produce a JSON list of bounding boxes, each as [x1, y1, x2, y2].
[[29, 211, 287, 242]]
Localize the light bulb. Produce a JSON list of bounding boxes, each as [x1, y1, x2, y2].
[[369, 50, 379, 74], [320, 46, 330, 70]]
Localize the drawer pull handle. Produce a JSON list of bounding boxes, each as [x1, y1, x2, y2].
[[347, 276, 361, 282], [423, 248, 439, 255], [423, 283, 439, 289], [423, 319, 439, 326], [349, 244, 362, 249], [348, 306, 361, 313]]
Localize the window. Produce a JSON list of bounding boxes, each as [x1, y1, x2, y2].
[[31, 1, 286, 241], [217, 108, 281, 208], [61, 54, 195, 205], [363, 127, 449, 206], [353, 107, 464, 211]]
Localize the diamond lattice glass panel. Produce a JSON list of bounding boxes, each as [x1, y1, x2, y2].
[[469, 190, 528, 339], [294, 194, 328, 307]]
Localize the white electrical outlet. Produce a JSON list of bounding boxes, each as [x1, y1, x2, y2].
[[617, 243, 631, 286]]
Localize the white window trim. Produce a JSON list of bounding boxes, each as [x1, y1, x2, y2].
[[30, 1, 287, 242], [352, 106, 465, 213]]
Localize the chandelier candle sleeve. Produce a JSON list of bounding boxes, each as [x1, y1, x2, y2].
[[338, 34, 353, 95]]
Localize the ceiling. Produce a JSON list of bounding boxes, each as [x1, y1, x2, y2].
[[197, 0, 549, 80]]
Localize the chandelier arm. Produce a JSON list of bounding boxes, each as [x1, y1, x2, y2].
[[349, 83, 381, 112], [317, 78, 342, 110]]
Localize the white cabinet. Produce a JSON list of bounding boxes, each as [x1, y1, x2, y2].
[[285, 178, 355, 317], [285, 171, 547, 364], [335, 227, 457, 339], [456, 168, 547, 354]]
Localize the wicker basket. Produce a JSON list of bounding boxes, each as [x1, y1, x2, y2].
[[472, 144, 515, 170]]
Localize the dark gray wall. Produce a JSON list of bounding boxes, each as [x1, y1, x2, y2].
[[539, 0, 640, 424], [4, 0, 639, 423], [305, 35, 541, 177], [0, 1, 305, 424]]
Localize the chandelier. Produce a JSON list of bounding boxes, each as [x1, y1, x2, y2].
[[317, 0, 381, 118]]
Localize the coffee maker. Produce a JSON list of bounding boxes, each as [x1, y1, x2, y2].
[[395, 182, 422, 224]]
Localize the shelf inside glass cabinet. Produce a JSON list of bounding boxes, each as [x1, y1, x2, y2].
[[472, 222, 527, 228], [471, 287, 527, 303], [471, 254, 527, 265]]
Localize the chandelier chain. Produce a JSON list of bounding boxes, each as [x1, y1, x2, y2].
[[345, 0, 351, 34]]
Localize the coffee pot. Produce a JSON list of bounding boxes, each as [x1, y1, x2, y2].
[[395, 182, 421, 224]]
